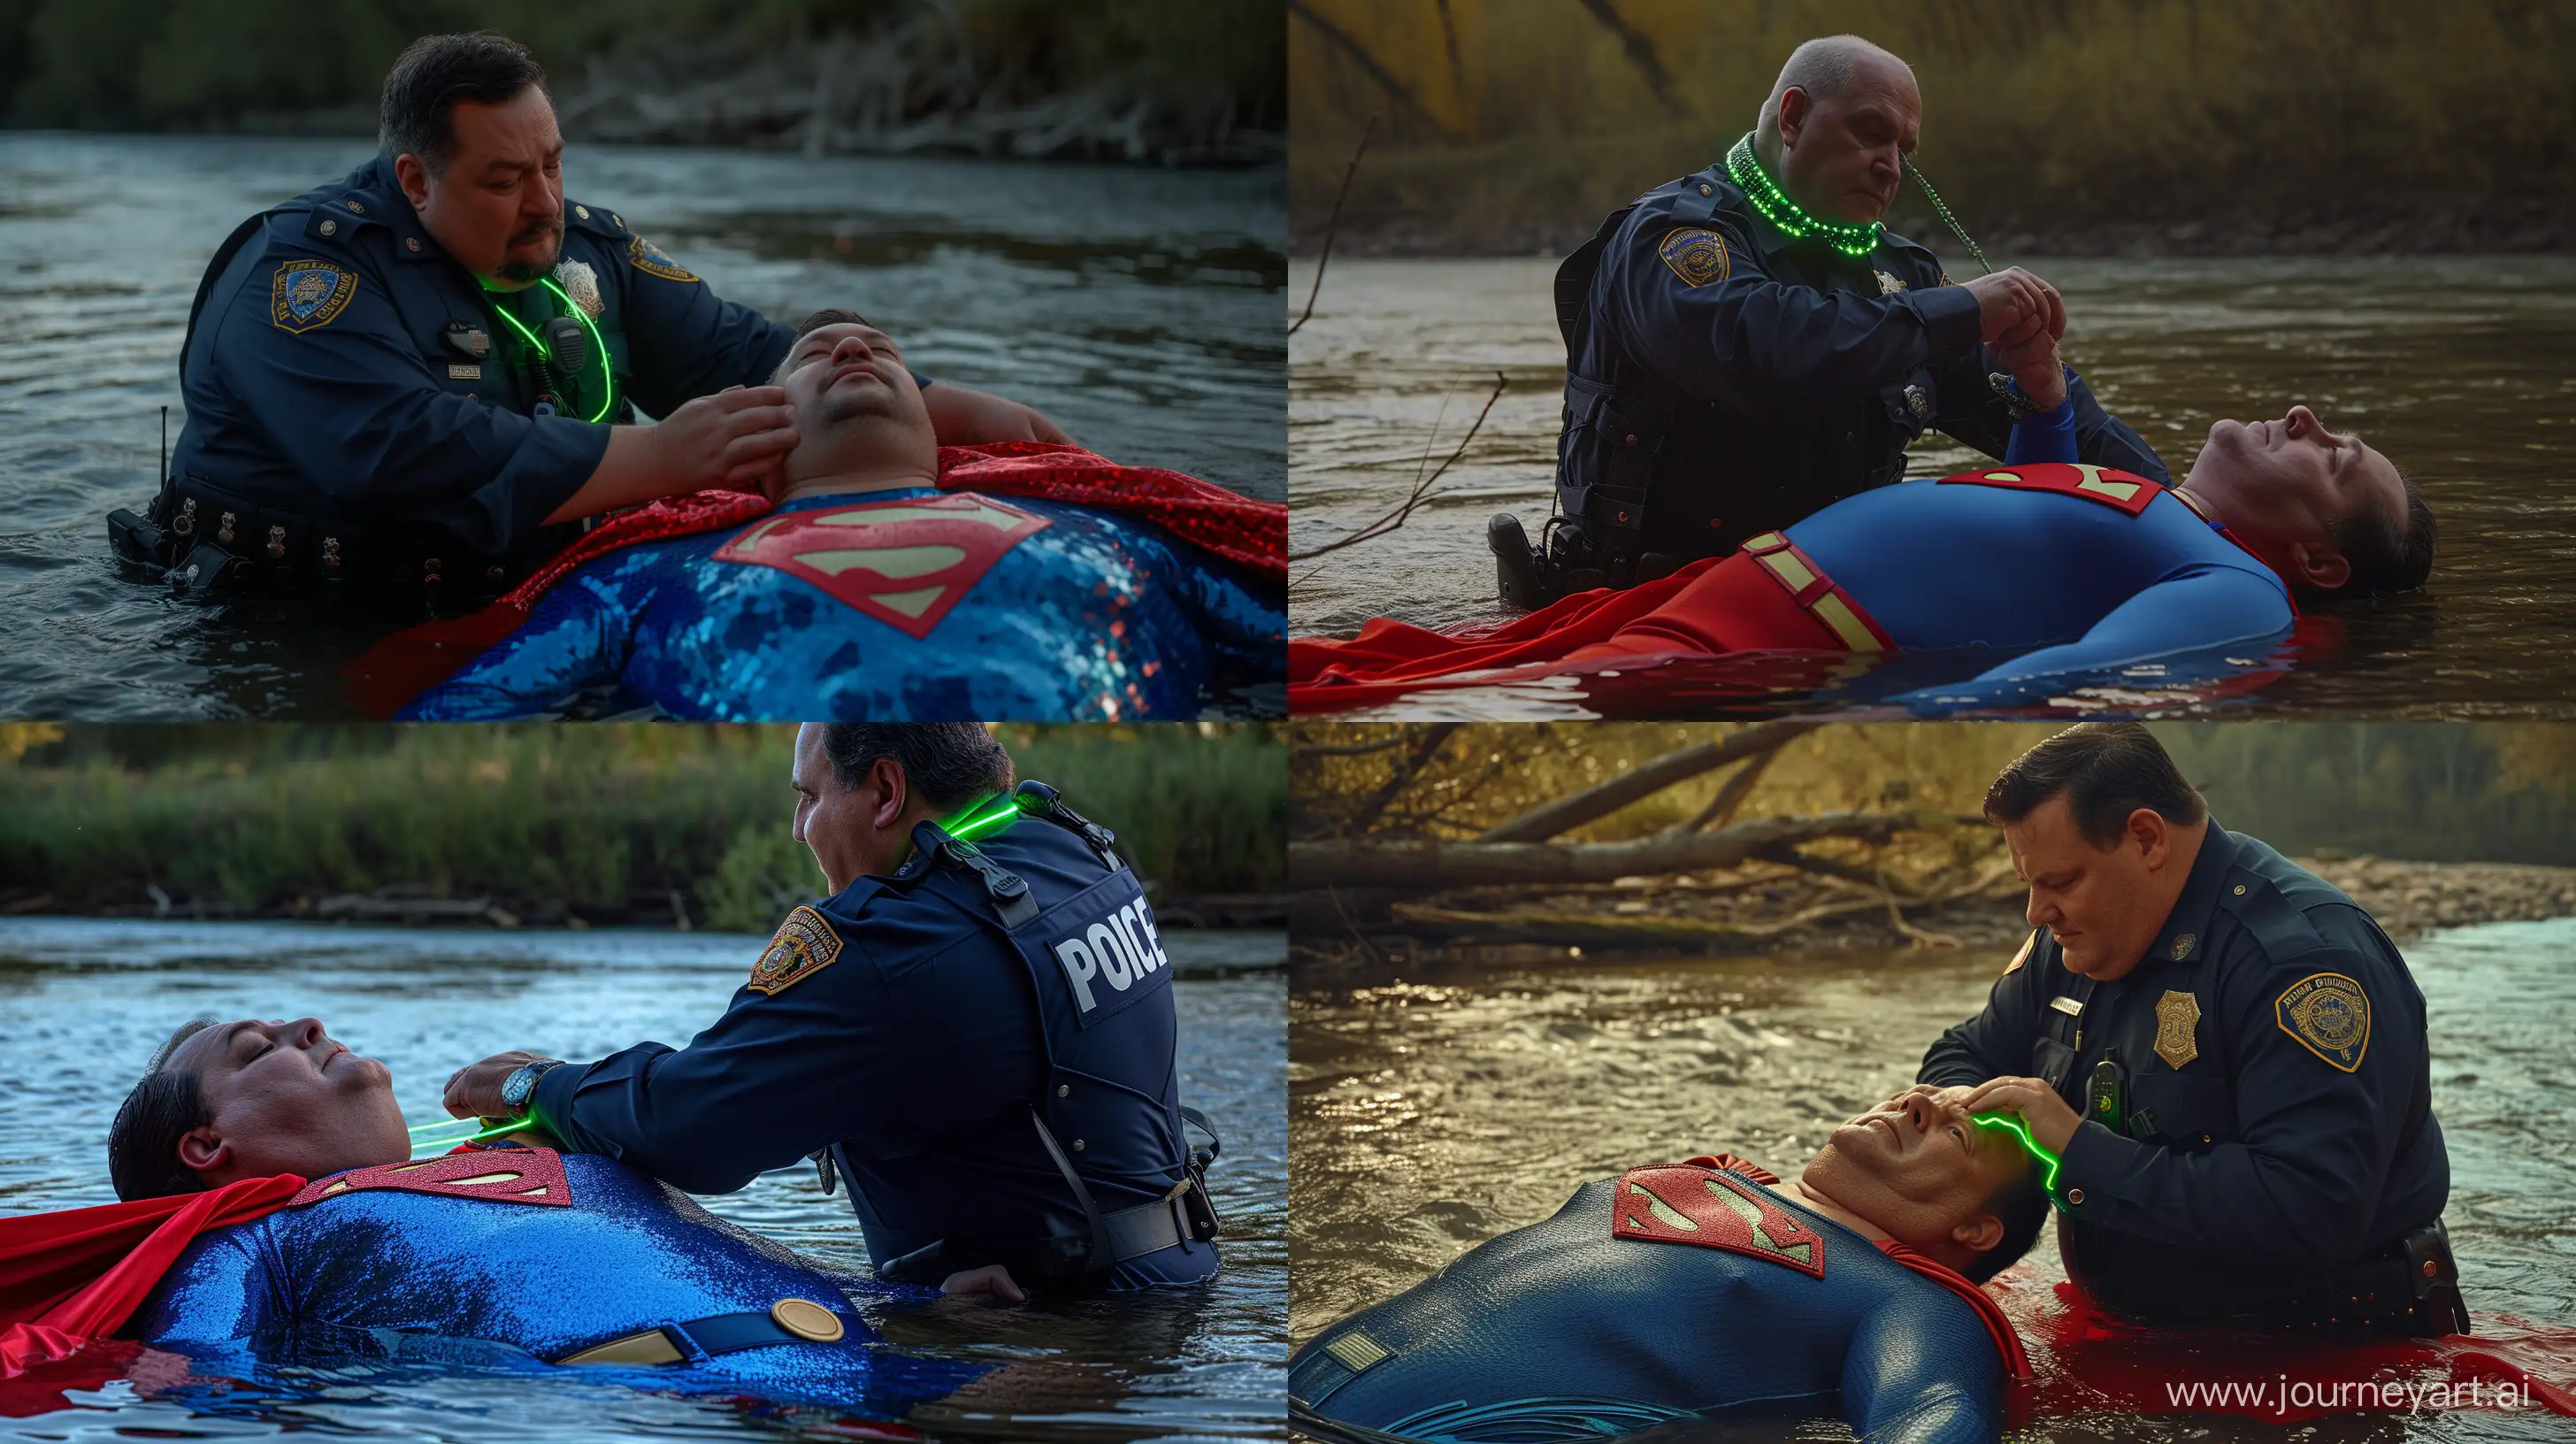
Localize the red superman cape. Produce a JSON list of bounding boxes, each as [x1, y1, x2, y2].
[[346, 442, 1287, 716], [0, 1174, 305, 1380]]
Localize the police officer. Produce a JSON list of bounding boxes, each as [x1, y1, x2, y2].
[[1493, 35, 2169, 605], [442, 724, 1220, 1294], [112, 32, 1064, 611], [1915, 722, 2465, 1337]]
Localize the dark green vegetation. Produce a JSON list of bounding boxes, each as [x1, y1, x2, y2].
[[1290, 0, 2575, 253], [0, 724, 1284, 932], [1, 0, 1283, 149]]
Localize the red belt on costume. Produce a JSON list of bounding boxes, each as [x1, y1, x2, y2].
[[1736, 530, 1895, 653]]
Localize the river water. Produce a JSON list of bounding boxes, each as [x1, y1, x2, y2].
[[0, 918, 1287, 1442], [0, 134, 1285, 719], [1289, 256, 2576, 719], [1289, 916, 2576, 1440]]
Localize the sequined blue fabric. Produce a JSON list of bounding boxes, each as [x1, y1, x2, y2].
[[400, 487, 1284, 719], [1290, 1171, 2005, 1442], [123, 1149, 985, 1413]]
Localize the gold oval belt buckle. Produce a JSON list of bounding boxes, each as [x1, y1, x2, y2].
[[770, 1297, 845, 1343]]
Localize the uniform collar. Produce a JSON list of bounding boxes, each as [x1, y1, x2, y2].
[[338, 153, 446, 265], [2139, 816, 2238, 977], [1726, 184, 1901, 281]]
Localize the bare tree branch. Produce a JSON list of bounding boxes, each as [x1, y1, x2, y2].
[[1291, 112, 1374, 336], [1573, 0, 1681, 108], [1475, 721, 1818, 843], [1292, 811, 1910, 889], [1287, 370, 1506, 562], [1286, 2, 1463, 138], [1292, 736, 1407, 759], [1346, 723, 1461, 834], [1668, 747, 1782, 836]]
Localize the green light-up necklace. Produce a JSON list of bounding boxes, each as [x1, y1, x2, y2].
[[487, 277, 617, 423], [1726, 132, 1882, 258], [936, 790, 1033, 845], [1973, 1112, 2062, 1195], [407, 1114, 536, 1156]]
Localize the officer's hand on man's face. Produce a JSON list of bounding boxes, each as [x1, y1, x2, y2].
[[655, 386, 801, 494], [1960, 1076, 2082, 1155], [919, 382, 1073, 447], [443, 1050, 552, 1119]]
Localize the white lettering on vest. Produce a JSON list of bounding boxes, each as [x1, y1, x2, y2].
[[1089, 921, 1134, 991], [1113, 903, 1155, 975], [1054, 937, 1100, 1012], [1136, 903, 1169, 971]]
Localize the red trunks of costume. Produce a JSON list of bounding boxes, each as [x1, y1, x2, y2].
[[1287, 531, 1889, 712]]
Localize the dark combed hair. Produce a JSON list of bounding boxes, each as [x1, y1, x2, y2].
[[378, 32, 548, 175], [107, 1018, 220, 1202], [821, 725, 1013, 811], [1982, 722, 2207, 849], [2326, 466, 2436, 598], [1964, 1152, 2051, 1284]]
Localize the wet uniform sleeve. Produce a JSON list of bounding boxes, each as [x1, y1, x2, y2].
[[1598, 211, 1982, 419], [610, 233, 797, 419], [2055, 942, 2426, 1270], [398, 575, 634, 720], [214, 241, 607, 553], [1932, 353, 2173, 484], [529, 933, 905, 1195], [1919, 932, 2048, 1088], [1840, 1289, 2005, 1443]]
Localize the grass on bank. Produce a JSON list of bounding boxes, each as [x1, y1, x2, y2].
[[1289, 0, 2576, 248], [0, 724, 1285, 933]]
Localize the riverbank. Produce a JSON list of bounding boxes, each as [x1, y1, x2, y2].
[[0, 725, 1286, 934], [1289, 857, 2576, 964]]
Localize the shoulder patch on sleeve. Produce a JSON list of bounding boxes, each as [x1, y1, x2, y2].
[[2003, 929, 2037, 974], [1655, 227, 1730, 288], [628, 234, 699, 283], [271, 259, 356, 332], [2275, 972, 2371, 1071], [748, 904, 843, 995]]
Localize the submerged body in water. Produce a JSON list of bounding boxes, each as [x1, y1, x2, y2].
[[128, 1145, 982, 1413]]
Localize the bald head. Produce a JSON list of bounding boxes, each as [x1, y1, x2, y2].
[[1752, 35, 1920, 226]]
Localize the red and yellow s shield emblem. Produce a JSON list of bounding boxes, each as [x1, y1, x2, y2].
[[712, 494, 1051, 638]]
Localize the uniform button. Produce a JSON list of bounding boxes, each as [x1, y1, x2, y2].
[[1698, 183, 1712, 196], [2065, 1187, 2085, 1205], [2202, 1133, 2212, 1143], [576, 204, 590, 219], [345, 199, 364, 213], [319, 219, 337, 236], [1055, 1084, 1070, 1097], [2234, 885, 2247, 895], [1622, 434, 1638, 449], [611, 212, 624, 227], [406, 237, 421, 252], [1070, 1139, 1086, 1152]]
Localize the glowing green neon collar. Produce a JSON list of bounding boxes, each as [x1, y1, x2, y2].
[[1725, 132, 1882, 259], [936, 790, 1032, 845], [1974, 1112, 2062, 1195], [407, 1114, 536, 1156], [485, 277, 617, 424]]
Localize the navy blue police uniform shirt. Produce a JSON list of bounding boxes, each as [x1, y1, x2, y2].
[[532, 811, 1217, 1290], [1556, 162, 2171, 560], [170, 155, 796, 562], [1918, 820, 2449, 1308]]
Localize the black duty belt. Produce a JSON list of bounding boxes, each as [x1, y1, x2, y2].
[[110, 475, 535, 611], [554, 1295, 855, 1365]]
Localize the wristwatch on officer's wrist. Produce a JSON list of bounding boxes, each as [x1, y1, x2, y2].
[[499, 1058, 565, 1116]]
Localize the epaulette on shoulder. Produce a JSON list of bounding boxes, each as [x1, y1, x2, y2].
[[563, 200, 632, 240], [2215, 868, 2341, 964]]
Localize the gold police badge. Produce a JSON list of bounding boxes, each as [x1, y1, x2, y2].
[[748, 905, 843, 995], [2154, 990, 2200, 1069], [2276, 972, 2372, 1071], [1656, 227, 1730, 288]]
